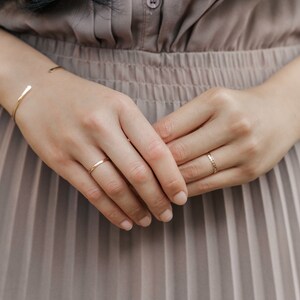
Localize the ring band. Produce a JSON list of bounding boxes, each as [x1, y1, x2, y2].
[[207, 152, 218, 174], [88, 157, 110, 175]]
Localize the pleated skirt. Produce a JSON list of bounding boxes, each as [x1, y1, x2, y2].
[[1, 34, 300, 300]]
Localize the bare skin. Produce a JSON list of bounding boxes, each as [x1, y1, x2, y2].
[[0, 28, 188, 231], [2, 28, 300, 229], [154, 57, 300, 196]]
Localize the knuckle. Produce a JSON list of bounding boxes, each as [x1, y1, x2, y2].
[[128, 162, 151, 184], [86, 187, 103, 204], [154, 118, 174, 140], [117, 93, 133, 105], [244, 138, 260, 157], [229, 115, 252, 136], [195, 180, 215, 193], [116, 94, 135, 112], [209, 87, 232, 106], [169, 142, 187, 163], [181, 164, 200, 181], [105, 180, 126, 197], [241, 164, 259, 180], [51, 149, 70, 166], [127, 205, 146, 220], [149, 194, 169, 212], [105, 209, 122, 222], [145, 139, 166, 161], [164, 177, 182, 192], [61, 131, 78, 148], [81, 111, 108, 133]]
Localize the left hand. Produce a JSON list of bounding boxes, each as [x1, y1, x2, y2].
[[153, 86, 300, 196]]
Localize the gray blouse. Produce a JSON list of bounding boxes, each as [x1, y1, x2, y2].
[[0, 0, 300, 52]]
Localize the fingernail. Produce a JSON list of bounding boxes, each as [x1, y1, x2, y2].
[[159, 209, 173, 222], [120, 220, 133, 231], [139, 215, 152, 227], [173, 191, 188, 205]]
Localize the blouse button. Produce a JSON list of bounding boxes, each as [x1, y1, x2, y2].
[[147, 0, 160, 9]]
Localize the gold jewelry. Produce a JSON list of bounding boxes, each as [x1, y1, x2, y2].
[[88, 157, 110, 175], [12, 85, 32, 122], [48, 65, 63, 73], [11, 66, 62, 122], [207, 152, 218, 174]]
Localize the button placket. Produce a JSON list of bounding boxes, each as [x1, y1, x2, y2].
[[146, 0, 160, 9]]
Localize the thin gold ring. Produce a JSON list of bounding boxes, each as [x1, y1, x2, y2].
[[88, 157, 110, 175], [207, 152, 218, 174]]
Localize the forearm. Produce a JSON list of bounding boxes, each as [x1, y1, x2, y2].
[[256, 55, 300, 141], [0, 28, 57, 115]]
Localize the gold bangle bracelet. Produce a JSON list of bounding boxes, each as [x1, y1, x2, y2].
[[11, 65, 62, 123], [12, 85, 32, 122], [48, 65, 63, 73]]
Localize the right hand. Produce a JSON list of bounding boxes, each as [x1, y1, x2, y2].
[[14, 69, 187, 230]]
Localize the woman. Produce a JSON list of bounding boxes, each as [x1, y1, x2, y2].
[[0, 0, 299, 299]]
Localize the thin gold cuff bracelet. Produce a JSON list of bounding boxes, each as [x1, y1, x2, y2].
[[12, 85, 32, 122], [48, 65, 63, 73], [11, 65, 63, 122]]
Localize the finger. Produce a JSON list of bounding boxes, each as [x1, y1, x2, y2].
[[187, 167, 243, 197], [153, 90, 215, 143], [98, 131, 174, 222], [179, 145, 239, 183], [56, 160, 134, 231], [76, 146, 152, 227], [93, 164, 152, 227], [119, 106, 188, 205], [168, 118, 232, 165]]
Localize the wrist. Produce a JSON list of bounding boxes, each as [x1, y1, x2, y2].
[[254, 80, 300, 143], [0, 60, 57, 115], [261, 56, 300, 142], [0, 29, 59, 115]]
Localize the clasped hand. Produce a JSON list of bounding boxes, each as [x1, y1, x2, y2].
[[16, 69, 299, 230], [154, 86, 299, 197], [16, 70, 187, 231]]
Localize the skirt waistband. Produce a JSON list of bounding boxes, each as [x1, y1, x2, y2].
[[15, 33, 300, 104]]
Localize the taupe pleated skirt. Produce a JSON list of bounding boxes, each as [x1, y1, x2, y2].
[[1, 34, 300, 300]]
